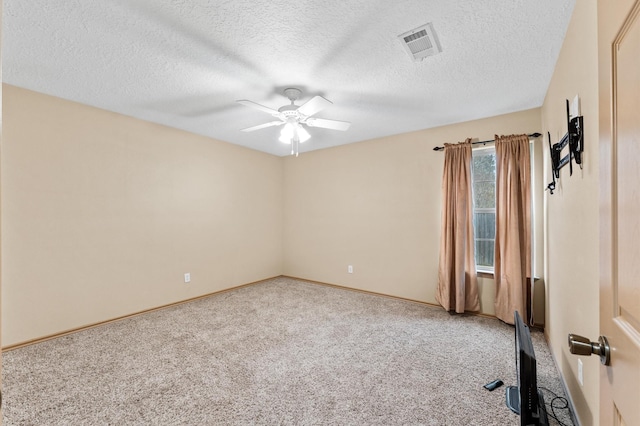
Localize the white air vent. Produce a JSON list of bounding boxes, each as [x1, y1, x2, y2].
[[398, 23, 442, 61]]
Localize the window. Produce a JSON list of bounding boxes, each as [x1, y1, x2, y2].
[[472, 148, 496, 273]]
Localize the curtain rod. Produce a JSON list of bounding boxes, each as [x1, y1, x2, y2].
[[432, 133, 542, 151]]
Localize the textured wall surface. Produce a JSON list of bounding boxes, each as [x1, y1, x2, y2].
[[540, 1, 600, 424], [283, 108, 541, 313], [2, 85, 284, 346]]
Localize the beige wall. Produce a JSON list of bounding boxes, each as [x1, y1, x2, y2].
[[2, 85, 283, 347], [0, 87, 541, 343], [540, 1, 600, 424], [283, 108, 541, 314]]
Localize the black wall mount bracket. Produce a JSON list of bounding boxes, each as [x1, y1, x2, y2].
[[546, 99, 584, 194]]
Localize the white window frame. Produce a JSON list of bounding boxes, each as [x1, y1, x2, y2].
[[472, 146, 496, 274]]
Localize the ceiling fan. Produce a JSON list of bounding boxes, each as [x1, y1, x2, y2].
[[237, 88, 351, 156]]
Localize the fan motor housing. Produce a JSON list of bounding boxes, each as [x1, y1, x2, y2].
[[278, 104, 299, 116], [283, 88, 302, 101]]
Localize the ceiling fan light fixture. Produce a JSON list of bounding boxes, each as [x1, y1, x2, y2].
[[279, 122, 311, 144], [296, 124, 311, 143], [279, 123, 294, 144], [237, 88, 351, 155]]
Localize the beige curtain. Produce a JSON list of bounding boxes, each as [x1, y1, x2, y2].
[[493, 134, 531, 324], [436, 140, 480, 313]]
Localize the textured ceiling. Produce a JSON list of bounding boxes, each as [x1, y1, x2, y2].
[[4, 0, 575, 157]]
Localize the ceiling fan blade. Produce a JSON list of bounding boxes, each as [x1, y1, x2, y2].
[[237, 100, 280, 116], [240, 121, 284, 132], [297, 96, 332, 117], [305, 117, 351, 131]]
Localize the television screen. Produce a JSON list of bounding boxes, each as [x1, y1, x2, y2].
[[505, 311, 549, 426]]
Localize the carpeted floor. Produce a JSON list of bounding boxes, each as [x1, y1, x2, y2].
[[2, 277, 574, 425]]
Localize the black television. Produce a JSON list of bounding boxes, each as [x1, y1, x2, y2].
[[505, 311, 549, 426]]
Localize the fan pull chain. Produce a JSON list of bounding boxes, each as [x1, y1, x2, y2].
[[291, 137, 300, 157]]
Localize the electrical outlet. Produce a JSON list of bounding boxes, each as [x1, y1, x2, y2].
[[184, 273, 191, 283], [348, 265, 353, 274], [578, 359, 583, 386]]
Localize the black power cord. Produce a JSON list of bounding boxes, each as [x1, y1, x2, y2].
[[539, 387, 573, 426]]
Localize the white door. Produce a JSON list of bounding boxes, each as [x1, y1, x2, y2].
[[598, 0, 640, 425], [1, 0, 4, 421]]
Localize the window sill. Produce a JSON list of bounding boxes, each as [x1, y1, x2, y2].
[[477, 270, 494, 279], [476, 272, 541, 281]]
